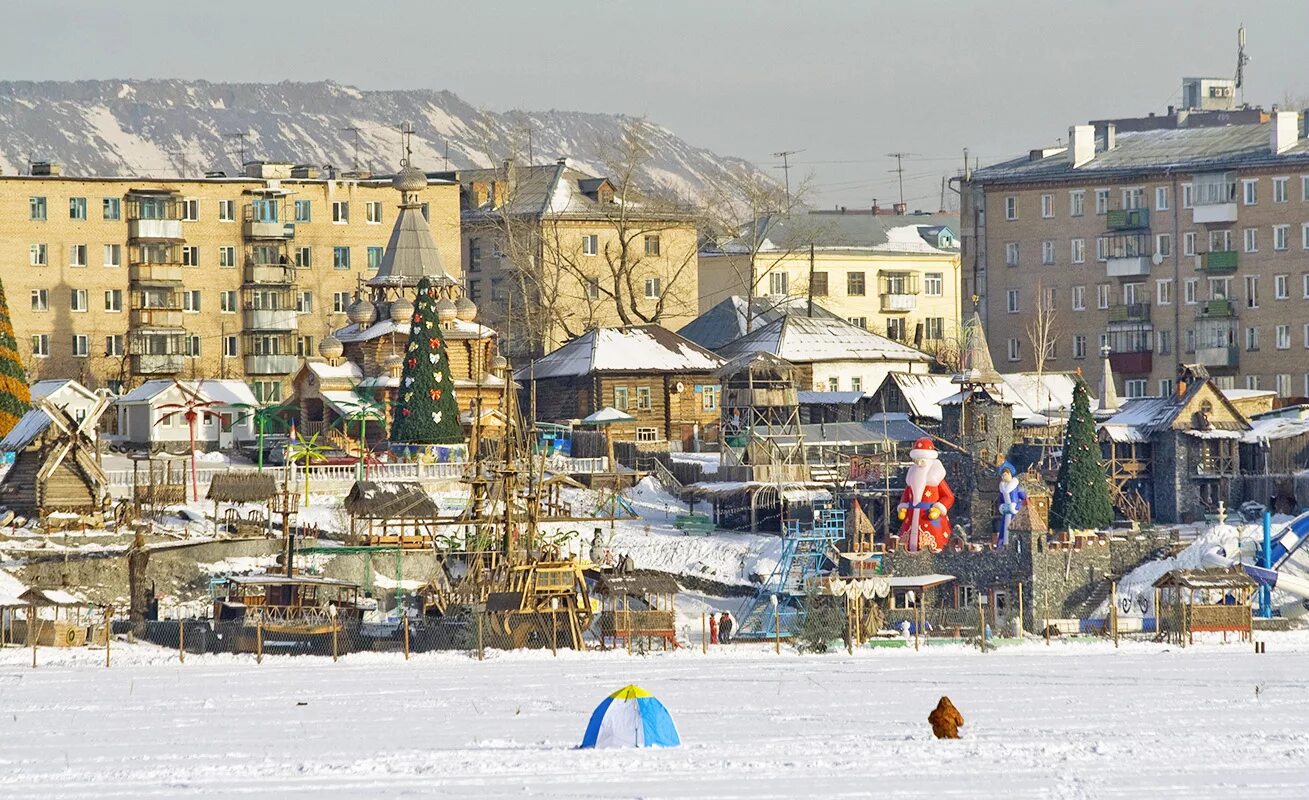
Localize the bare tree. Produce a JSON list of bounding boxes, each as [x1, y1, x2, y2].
[[1027, 280, 1059, 381]]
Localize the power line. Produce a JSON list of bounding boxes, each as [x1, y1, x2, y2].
[[886, 152, 916, 207], [771, 149, 804, 209]]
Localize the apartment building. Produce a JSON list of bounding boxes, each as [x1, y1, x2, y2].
[[2, 162, 460, 401], [699, 208, 963, 352], [963, 96, 1309, 400]]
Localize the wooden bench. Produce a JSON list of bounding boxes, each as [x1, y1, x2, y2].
[[674, 514, 715, 535]]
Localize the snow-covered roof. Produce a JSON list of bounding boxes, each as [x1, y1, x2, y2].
[[0, 568, 28, 607], [1221, 388, 1278, 402], [581, 406, 637, 425], [885, 574, 956, 589], [0, 408, 53, 452], [20, 587, 83, 606], [799, 413, 930, 446], [678, 296, 841, 351], [878, 373, 957, 421], [1241, 408, 1309, 444], [335, 317, 495, 343], [30, 379, 97, 405], [1099, 379, 1250, 442], [520, 325, 724, 380], [717, 313, 932, 364], [710, 210, 960, 256], [797, 391, 866, 405], [307, 361, 364, 381], [117, 379, 257, 407]]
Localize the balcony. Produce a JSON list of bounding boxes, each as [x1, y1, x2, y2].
[[130, 308, 184, 328], [879, 292, 918, 312], [1195, 345, 1239, 369], [1106, 256, 1151, 278], [243, 308, 298, 331], [244, 354, 300, 374], [1106, 208, 1150, 230], [243, 220, 296, 240], [1107, 303, 1151, 323], [127, 218, 184, 241], [1108, 350, 1153, 375], [1195, 453, 1237, 477], [243, 262, 297, 285], [1199, 250, 1237, 275], [1197, 299, 1236, 318], [130, 353, 185, 375], [129, 263, 184, 283]]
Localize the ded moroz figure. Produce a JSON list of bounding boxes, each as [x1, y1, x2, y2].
[[897, 437, 954, 552]]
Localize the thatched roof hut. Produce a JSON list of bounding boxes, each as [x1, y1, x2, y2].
[[344, 481, 442, 520], [206, 472, 279, 504]]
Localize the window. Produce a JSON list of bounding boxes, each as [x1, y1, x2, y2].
[[925, 317, 944, 340], [1040, 193, 1053, 218], [1156, 233, 1172, 258], [923, 272, 942, 296], [1276, 324, 1291, 350], [295, 247, 312, 269], [1184, 278, 1197, 305], [183, 335, 201, 357], [1275, 274, 1289, 299], [1277, 374, 1292, 396], [636, 386, 652, 411], [332, 201, 349, 223], [1122, 187, 1145, 209], [1159, 378, 1174, 396], [1123, 282, 1143, 305], [365, 200, 382, 224], [491, 279, 507, 301], [643, 235, 661, 256], [103, 197, 120, 220], [333, 246, 351, 269], [183, 290, 201, 312], [69, 196, 87, 220], [848, 316, 867, 329], [1246, 375, 1260, 391], [252, 381, 281, 404], [367, 246, 384, 270], [1069, 190, 1084, 217], [333, 292, 351, 313], [69, 244, 87, 267], [1006, 289, 1019, 313], [296, 336, 314, 358], [847, 272, 866, 296], [1125, 379, 1148, 399], [1246, 326, 1259, 351], [811, 272, 829, 296], [1244, 228, 1257, 253], [105, 335, 124, 357], [1274, 225, 1289, 251], [644, 277, 661, 299], [1183, 231, 1196, 256], [217, 199, 235, 222], [1097, 283, 1111, 309], [1003, 242, 1019, 267], [224, 336, 238, 358], [30, 289, 48, 311], [181, 198, 199, 221], [1004, 196, 1017, 220], [828, 377, 840, 392], [295, 200, 311, 222], [1209, 229, 1233, 252], [585, 277, 600, 300], [1156, 278, 1172, 305], [1073, 334, 1087, 359], [1245, 275, 1259, 309], [1181, 183, 1194, 208], [768, 271, 788, 295], [886, 318, 906, 340], [1157, 330, 1172, 355], [1095, 237, 1108, 261], [30, 196, 47, 221], [613, 386, 629, 411], [850, 376, 863, 393], [182, 246, 199, 266], [214, 246, 234, 269], [1274, 177, 1289, 203], [1070, 238, 1085, 264], [582, 234, 598, 256], [1006, 338, 1020, 362], [103, 244, 121, 267], [1041, 240, 1055, 265], [1155, 186, 1169, 211], [635, 427, 659, 443], [104, 289, 122, 312], [65, 288, 86, 312], [1095, 189, 1109, 215], [29, 243, 47, 267], [1242, 179, 1257, 206], [1071, 285, 1085, 311], [296, 291, 314, 313], [30, 334, 49, 357], [701, 385, 720, 412], [1304, 176, 1309, 202], [221, 291, 237, 313], [71, 335, 88, 357]]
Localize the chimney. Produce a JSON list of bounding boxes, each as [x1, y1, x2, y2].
[[1176, 379, 1187, 398], [470, 181, 490, 207], [1104, 122, 1117, 151], [1271, 110, 1299, 154], [893, 202, 907, 215], [30, 161, 61, 176], [1069, 124, 1095, 167]]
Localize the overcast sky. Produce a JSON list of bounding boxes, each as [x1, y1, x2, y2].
[[4, 1, 1306, 209]]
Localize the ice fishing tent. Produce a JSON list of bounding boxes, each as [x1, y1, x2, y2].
[[580, 685, 681, 749]]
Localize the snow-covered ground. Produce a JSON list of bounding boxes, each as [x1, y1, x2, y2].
[[2, 637, 1307, 798]]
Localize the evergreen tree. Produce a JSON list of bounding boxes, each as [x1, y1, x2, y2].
[[1049, 378, 1114, 531], [389, 278, 464, 445], [0, 278, 31, 437]]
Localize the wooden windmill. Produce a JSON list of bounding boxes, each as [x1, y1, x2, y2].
[[0, 395, 112, 523]]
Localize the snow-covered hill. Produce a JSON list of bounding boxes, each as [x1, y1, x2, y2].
[[0, 79, 764, 200]]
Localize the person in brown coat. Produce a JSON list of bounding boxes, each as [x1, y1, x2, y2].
[[928, 696, 964, 739]]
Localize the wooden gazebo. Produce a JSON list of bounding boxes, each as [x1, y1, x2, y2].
[[206, 472, 279, 535], [594, 571, 679, 650], [343, 480, 443, 548], [1154, 568, 1256, 646]]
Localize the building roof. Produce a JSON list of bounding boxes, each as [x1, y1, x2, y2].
[[206, 472, 279, 504], [1153, 567, 1258, 591], [876, 373, 957, 421], [799, 413, 931, 446], [335, 317, 495, 344], [580, 407, 637, 425], [971, 120, 1309, 187], [0, 408, 53, 452], [678, 296, 841, 351], [30, 379, 97, 406], [519, 325, 724, 380], [343, 481, 442, 520], [367, 163, 457, 289], [117, 379, 257, 407], [1100, 378, 1250, 442], [797, 391, 867, 405], [711, 210, 961, 256], [716, 313, 932, 364], [457, 163, 630, 218], [0, 568, 28, 607], [1241, 407, 1309, 444]]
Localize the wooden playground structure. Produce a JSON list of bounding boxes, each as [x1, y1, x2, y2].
[[1154, 568, 1256, 646]]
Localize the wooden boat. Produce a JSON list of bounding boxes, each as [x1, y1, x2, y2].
[[211, 574, 365, 653]]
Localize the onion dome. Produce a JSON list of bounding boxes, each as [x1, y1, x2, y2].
[[384, 352, 405, 374], [346, 297, 377, 326], [389, 297, 414, 324], [455, 295, 478, 322], [392, 165, 428, 193], [317, 335, 344, 361], [489, 354, 508, 373], [435, 297, 457, 323]]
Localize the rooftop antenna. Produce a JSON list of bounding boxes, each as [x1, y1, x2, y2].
[[398, 122, 415, 168], [341, 127, 363, 172], [1235, 24, 1250, 103], [772, 149, 803, 209], [887, 152, 916, 207], [224, 131, 249, 169]]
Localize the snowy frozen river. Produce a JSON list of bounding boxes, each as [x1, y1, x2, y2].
[[2, 637, 1307, 798]]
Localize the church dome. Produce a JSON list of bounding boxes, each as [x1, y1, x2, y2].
[[455, 295, 478, 321], [435, 297, 458, 323], [392, 165, 428, 193], [384, 352, 405, 373], [317, 335, 344, 361], [389, 298, 414, 324], [346, 297, 377, 326], [489, 354, 508, 373]]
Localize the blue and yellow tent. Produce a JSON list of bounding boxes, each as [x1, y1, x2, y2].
[[580, 685, 681, 749]]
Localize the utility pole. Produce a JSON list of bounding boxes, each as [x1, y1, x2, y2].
[[772, 150, 803, 210], [887, 152, 914, 208], [341, 127, 363, 172], [224, 132, 249, 170], [806, 243, 815, 318]]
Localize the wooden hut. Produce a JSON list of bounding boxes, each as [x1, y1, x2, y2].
[[1153, 568, 1256, 646], [594, 571, 679, 650], [206, 472, 279, 535], [18, 588, 89, 648], [0, 397, 110, 524], [343, 480, 443, 548]]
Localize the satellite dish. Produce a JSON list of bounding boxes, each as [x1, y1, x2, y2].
[[1151, 252, 1165, 266]]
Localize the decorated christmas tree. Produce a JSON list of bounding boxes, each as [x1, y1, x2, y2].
[[0, 278, 31, 437], [389, 278, 465, 445], [1049, 378, 1114, 531]]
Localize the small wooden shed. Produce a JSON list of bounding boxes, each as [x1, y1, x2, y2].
[[1153, 567, 1256, 646], [594, 571, 680, 650], [344, 480, 443, 547], [18, 587, 89, 648]]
